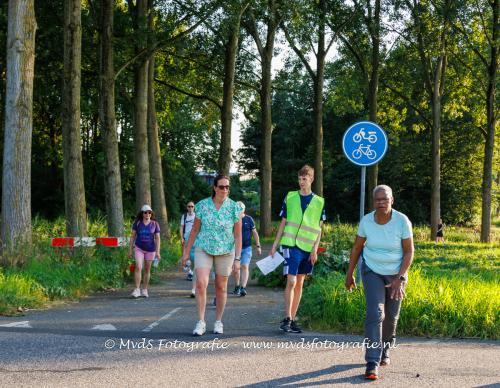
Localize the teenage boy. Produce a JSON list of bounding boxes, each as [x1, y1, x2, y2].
[[270, 165, 326, 333], [232, 201, 262, 296]]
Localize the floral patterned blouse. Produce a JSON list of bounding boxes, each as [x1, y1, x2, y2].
[[195, 197, 242, 255]]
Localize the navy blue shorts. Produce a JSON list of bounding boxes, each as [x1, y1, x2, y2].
[[283, 247, 313, 276]]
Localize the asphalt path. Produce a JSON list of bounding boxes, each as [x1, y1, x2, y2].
[[0, 258, 499, 387]]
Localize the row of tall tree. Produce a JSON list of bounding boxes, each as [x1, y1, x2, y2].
[[1, 0, 498, 262]]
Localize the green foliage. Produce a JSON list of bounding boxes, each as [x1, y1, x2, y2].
[[0, 270, 48, 315], [298, 225, 500, 339], [0, 218, 182, 316]]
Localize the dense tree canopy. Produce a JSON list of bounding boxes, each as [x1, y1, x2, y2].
[[0, 0, 498, 249]]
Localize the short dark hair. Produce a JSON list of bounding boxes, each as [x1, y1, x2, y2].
[[298, 165, 314, 178], [212, 174, 230, 197]]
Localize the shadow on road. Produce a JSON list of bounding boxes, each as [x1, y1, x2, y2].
[[239, 363, 368, 387]]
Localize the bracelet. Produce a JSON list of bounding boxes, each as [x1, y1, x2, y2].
[[256, 245, 261, 248], [234, 256, 241, 261]]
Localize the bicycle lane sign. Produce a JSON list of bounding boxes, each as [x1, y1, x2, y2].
[[342, 121, 388, 166]]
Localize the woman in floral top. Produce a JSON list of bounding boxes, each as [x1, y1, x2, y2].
[[181, 175, 243, 336]]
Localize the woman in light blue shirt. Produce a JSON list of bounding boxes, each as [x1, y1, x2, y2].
[[345, 185, 414, 381], [181, 175, 242, 336]]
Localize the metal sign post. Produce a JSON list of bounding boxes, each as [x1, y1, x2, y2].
[[342, 121, 388, 281]]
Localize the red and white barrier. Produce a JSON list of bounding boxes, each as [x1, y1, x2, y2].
[[51, 237, 129, 247]]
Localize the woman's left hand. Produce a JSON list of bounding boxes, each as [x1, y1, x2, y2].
[[385, 279, 405, 300], [156, 252, 161, 260], [232, 260, 241, 273]]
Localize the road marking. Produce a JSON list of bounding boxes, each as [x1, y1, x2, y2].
[[91, 324, 117, 331], [142, 307, 182, 332], [0, 321, 32, 328]]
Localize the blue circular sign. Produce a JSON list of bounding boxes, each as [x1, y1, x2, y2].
[[342, 121, 388, 166]]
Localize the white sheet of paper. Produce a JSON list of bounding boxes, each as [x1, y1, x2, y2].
[[256, 252, 285, 275]]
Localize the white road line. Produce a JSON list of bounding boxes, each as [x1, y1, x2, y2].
[[142, 307, 182, 333], [91, 324, 117, 331], [0, 321, 32, 328]]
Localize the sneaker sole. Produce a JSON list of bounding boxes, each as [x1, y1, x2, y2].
[[380, 359, 390, 366], [365, 374, 378, 380], [193, 332, 205, 336]]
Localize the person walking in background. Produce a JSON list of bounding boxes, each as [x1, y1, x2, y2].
[[232, 201, 261, 297], [345, 185, 414, 380], [436, 218, 445, 243], [181, 175, 242, 336], [270, 165, 326, 334], [129, 204, 161, 299], [180, 201, 196, 296]]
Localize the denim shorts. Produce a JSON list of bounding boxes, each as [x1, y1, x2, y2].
[[282, 246, 313, 275], [240, 246, 252, 265]]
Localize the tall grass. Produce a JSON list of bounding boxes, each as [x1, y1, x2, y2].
[[0, 217, 181, 316], [298, 223, 500, 339]]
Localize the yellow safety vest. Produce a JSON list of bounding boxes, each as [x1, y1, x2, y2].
[[281, 191, 324, 252]]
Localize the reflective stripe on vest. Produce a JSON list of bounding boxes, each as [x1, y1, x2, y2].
[[280, 191, 324, 252]]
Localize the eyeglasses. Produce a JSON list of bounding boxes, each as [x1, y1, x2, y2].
[[187, 205, 194, 208], [143, 211, 152, 214], [217, 185, 230, 190]]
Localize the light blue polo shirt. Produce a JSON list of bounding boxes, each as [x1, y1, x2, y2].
[[357, 209, 413, 275]]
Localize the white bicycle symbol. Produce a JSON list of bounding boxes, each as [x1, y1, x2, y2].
[[352, 144, 377, 160], [353, 128, 377, 143]]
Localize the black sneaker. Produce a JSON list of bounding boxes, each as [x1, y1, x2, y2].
[[232, 286, 241, 296], [290, 320, 302, 333], [365, 362, 379, 380], [280, 317, 292, 332], [239, 287, 247, 297], [186, 272, 193, 281]]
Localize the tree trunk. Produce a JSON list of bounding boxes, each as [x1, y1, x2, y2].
[[260, 47, 274, 237], [480, 0, 499, 243], [367, 0, 380, 211], [62, 0, 87, 236], [218, 13, 243, 176], [133, 0, 151, 209], [100, 0, 124, 237], [430, 54, 445, 240], [312, 0, 326, 196], [147, 5, 169, 238], [1, 0, 36, 261]]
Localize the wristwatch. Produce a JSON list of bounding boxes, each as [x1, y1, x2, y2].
[[399, 274, 407, 282]]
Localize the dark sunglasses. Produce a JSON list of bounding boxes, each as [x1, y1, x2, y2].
[[187, 205, 194, 208], [143, 211, 152, 214], [217, 185, 230, 190]]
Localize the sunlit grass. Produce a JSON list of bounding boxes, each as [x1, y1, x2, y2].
[[297, 223, 500, 339]]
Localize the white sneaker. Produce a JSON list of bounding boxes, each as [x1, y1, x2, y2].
[[190, 289, 195, 298], [131, 288, 141, 298], [141, 289, 149, 298], [213, 320, 223, 334], [193, 320, 206, 336]]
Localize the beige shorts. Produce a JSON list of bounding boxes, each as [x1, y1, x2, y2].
[[194, 247, 234, 276]]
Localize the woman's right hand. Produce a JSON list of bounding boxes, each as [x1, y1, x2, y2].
[[180, 253, 189, 267], [345, 273, 357, 291], [128, 250, 132, 259]]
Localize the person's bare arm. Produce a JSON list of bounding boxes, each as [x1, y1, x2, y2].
[[270, 218, 287, 257], [181, 218, 201, 266], [345, 235, 366, 291]]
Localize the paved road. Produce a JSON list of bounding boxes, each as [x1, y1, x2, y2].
[[0, 265, 499, 387]]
